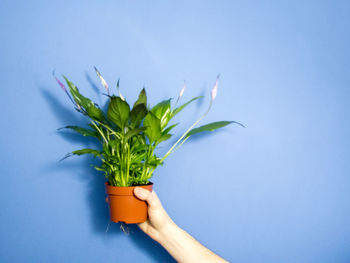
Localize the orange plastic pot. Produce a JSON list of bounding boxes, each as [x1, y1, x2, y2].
[[105, 182, 153, 224]]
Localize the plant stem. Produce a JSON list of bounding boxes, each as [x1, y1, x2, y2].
[[91, 121, 108, 144], [142, 144, 154, 182], [126, 140, 130, 185], [160, 100, 213, 163], [93, 119, 121, 139]]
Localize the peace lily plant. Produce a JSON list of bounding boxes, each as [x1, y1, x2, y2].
[[56, 68, 244, 188]]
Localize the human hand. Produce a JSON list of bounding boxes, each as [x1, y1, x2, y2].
[[134, 187, 229, 262], [133, 188, 175, 241]]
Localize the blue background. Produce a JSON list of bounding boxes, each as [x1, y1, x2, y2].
[[0, 0, 349, 262]]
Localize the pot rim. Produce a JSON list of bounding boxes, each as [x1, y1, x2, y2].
[[105, 181, 153, 196], [105, 181, 153, 187]]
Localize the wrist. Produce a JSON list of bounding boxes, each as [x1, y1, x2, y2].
[[155, 220, 178, 243]]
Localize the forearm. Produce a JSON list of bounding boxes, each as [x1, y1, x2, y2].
[[155, 222, 229, 263], [133, 188, 228, 262]]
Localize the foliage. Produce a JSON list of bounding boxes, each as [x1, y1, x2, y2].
[[56, 69, 244, 186]]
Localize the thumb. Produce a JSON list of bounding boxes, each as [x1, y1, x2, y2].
[[134, 187, 161, 209], [134, 187, 151, 200]]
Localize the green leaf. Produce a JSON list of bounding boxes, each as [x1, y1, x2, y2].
[[156, 123, 178, 145], [133, 88, 147, 108], [185, 121, 244, 138], [125, 127, 147, 140], [131, 143, 149, 154], [144, 111, 162, 143], [72, 148, 101, 156], [60, 148, 100, 161], [162, 123, 178, 134], [147, 155, 162, 168], [58, 125, 99, 138], [172, 96, 203, 117], [106, 140, 120, 156], [93, 166, 105, 173], [63, 76, 104, 121], [151, 99, 171, 130], [107, 96, 130, 130], [86, 106, 104, 121], [129, 103, 148, 128], [156, 133, 172, 145]]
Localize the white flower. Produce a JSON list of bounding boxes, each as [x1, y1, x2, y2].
[[211, 75, 220, 100], [94, 66, 109, 94], [179, 82, 186, 97]]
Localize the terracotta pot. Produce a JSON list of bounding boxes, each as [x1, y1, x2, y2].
[[105, 182, 153, 224]]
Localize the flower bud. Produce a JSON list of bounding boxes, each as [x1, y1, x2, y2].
[[179, 82, 186, 97], [55, 76, 67, 92], [94, 66, 109, 94], [117, 79, 125, 100], [210, 75, 220, 101], [54, 75, 76, 106]]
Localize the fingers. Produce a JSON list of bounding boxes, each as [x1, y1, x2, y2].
[[134, 188, 161, 209]]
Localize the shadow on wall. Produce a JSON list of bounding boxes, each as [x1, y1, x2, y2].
[[127, 225, 176, 262], [40, 79, 175, 262]]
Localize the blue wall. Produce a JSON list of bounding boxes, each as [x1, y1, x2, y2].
[[1, 0, 349, 262]]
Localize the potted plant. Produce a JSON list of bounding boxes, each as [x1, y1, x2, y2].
[[55, 68, 244, 224]]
